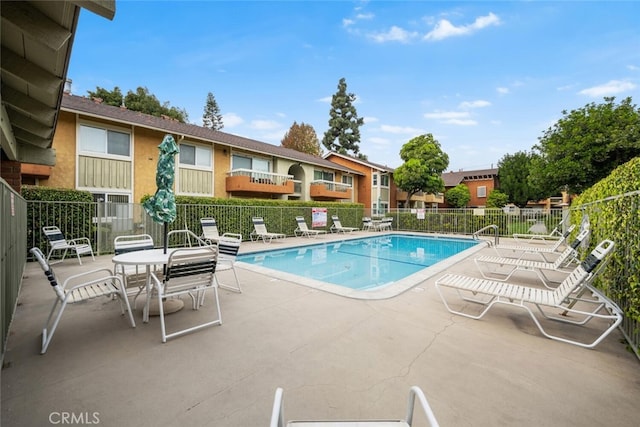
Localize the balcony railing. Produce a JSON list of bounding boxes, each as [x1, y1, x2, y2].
[[309, 180, 352, 200], [226, 169, 294, 195]]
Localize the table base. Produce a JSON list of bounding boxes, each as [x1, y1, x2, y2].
[[147, 299, 184, 316]]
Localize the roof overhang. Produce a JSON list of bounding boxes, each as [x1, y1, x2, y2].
[[0, 0, 115, 166]]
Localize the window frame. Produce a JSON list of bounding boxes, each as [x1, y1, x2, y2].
[[179, 142, 212, 170], [477, 186, 487, 198], [78, 122, 132, 160]]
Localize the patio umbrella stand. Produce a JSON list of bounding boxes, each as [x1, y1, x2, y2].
[[143, 134, 183, 315]]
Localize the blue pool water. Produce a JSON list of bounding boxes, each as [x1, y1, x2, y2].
[[237, 234, 478, 290]]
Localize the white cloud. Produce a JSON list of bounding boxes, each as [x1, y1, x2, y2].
[[496, 87, 509, 95], [379, 124, 424, 134], [458, 100, 491, 109], [424, 111, 470, 120], [222, 112, 244, 127], [356, 12, 374, 20], [424, 111, 477, 126], [317, 96, 332, 103], [342, 18, 354, 27], [250, 119, 280, 130], [363, 116, 379, 124], [369, 26, 419, 43], [424, 12, 500, 41], [579, 80, 637, 97], [368, 137, 390, 146], [275, 112, 286, 118], [627, 64, 639, 71]]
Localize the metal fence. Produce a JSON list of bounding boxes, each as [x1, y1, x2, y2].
[[1, 179, 27, 362], [16, 197, 640, 358]]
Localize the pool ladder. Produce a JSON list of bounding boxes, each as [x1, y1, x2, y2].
[[473, 224, 500, 246]]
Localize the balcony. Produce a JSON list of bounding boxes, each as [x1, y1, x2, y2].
[[397, 190, 444, 204], [309, 180, 352, 200], [226, 169, 294, 195]]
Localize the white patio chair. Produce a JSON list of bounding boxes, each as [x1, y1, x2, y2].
[[270, 386, 439, 427], [362, 216, 375, 231], [436, 240, 622, 348], [215, 236, 242, 293], [329, 215, 359, 233], [30, 247, 136, 354], [294, 216, 327, 238], [378, 217, 393, 231], [250, 217, 286, 243], [474, 227, 590, 288], [114, 234, 156, 308], [42, 225, 94, 265], [149, 246, 222, 343]]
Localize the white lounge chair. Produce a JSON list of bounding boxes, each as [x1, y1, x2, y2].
[[250, 217, 286, 243], [378, 216, 393, 231], [474, 228, 590, 288], [294, 216, 326, 238], [436, 240, 622, 348], [270, 386, 439, 427], [513, 220, 571, 242], [200, 217, 242, 244], [330, 215, 358, 233], [42, 225, 95, 265], [493, 224, 577, 262], [30, 247, 136, 354]]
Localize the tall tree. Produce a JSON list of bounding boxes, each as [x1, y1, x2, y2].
[[530, 96, 640, 196], [202, 92, 224, 130], [322, 77, 364, 155], [497, 151, 544, 207], [86, 86, 188, 122], [281, 122, 322, 156], [394, 134, 449, 205]]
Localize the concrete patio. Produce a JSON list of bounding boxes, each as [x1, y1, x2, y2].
[[2, 232, 639, 426]]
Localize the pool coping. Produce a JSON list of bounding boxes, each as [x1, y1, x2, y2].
[[235, 231, 490, 300]]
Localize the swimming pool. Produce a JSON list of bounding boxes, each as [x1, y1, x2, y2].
[[237, 234, 485, 299]]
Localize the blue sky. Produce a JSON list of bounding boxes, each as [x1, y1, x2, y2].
[[68, 0, 640, 171]]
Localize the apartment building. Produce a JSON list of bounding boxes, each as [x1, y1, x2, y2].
[[21, 94, 363, 204], [441, 168, 499, 208]]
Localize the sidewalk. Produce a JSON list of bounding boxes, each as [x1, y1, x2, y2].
[[2, 233, 639, 426]]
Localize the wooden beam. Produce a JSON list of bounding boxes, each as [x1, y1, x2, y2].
[[0, 103, 18, 160], [5, 109, 53, 139], [1, 47, 62, 94], [1, 86, 57, 125], [16, 141, 56, 166], [13, 127, 51, 149], [0, 2, 72, 52]]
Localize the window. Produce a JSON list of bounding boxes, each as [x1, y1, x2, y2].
[[180, 143, 211, 168], [380, 174, 389, 187], [314, 170, 334, 181], [477, 186, 487, 198], [342, 175, 353, 186], [372, 173, 378, 186], [79, 124, 130, 157], [232, 154, 270, 171]]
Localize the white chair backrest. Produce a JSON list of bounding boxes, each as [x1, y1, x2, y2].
[[43, 226, 67, 247], [114, 234, 154, 255], [30, 247, 65, 300], [253, 217, 268, 234], [201, 218, 220, 240], [332, 216, 343, 227], [218, 238, 241, 260], [296, 217, 310, 231], [164, 247, 218, 288]]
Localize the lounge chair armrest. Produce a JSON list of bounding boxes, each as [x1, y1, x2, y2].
[[68, 237, 92, 246], [406, 386, 440, 427]]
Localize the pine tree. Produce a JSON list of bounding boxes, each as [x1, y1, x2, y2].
[[322, 78, 364, 155], [202, 92, 224, 130], [281, 122, 322, 156]]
